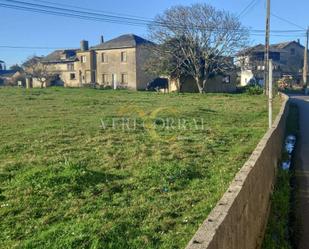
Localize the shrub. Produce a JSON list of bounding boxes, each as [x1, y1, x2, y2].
[[245, 84, 264, 95]]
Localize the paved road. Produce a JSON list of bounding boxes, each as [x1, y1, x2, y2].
[[290, 95, 309, 249]]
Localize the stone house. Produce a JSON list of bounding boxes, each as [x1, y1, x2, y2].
[[0, 60, 23, 86], [32, 34, 155, 90], [0, 71, 22, 86], [37, 43, 96, 87], [92, 34, 154, 90], [37, 49, 79, 87], [26, 33, 238, 92], [236, 40, 309, 86], [75, 40, 96, 86]]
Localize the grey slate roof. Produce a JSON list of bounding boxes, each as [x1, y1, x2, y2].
[[0, 70, 17, 77], [41, 49, 78, 63], [237, 41, 304, 56], [272, 41, 304, 49], [92, 34, 153, 50], [237, 44, 285, 56]]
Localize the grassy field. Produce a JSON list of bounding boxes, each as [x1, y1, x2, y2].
[[0, 87, 281, 249]]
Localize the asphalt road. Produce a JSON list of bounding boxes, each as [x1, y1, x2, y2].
[[290, 95, 309, 249]]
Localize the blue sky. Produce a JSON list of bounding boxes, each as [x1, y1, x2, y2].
[[1, 0, 308, 67]]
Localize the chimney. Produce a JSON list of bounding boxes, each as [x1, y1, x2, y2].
[[80, 40, 89, 51], [100, 35, 104, 44], [297, 39, 300, 44]]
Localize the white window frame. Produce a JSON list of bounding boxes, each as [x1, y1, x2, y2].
[[81, 55, 87, 63]]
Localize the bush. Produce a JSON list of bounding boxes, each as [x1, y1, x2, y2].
[[245, 84, 264, 95], [82, 83, 96, 88], [95, 84, 112, 90]]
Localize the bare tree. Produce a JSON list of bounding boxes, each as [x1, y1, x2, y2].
[[147, 3, 249, 93], [23, 56, 58, 88]]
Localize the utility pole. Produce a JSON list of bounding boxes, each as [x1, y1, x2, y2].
[[303, 27, 309, 94], [264, 0, 271, 95], [269, 60, 273, 129]]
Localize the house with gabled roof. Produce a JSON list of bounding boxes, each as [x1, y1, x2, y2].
[[32, 34, 155, 89], [92, 34, 154, 90], [0, 60, 23, 86], [236, 40, 309, 86], [36, 49, 79, 87]]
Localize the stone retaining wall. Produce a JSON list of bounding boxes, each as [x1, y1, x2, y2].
[[186, 95, 289, 249]]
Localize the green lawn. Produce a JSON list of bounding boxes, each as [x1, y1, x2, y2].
[[0, 87, 281, 249]]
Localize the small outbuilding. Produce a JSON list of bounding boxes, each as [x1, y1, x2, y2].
[[168, 72, 237, 93]]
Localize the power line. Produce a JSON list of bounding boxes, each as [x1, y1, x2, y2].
[[0, 33, 305, 52], [0, 1, 242, 30], [0, 0, 305, 34], [0, 4, 158, 29], [30, 0, 153, 21], [0, 1, 150, 26], [271, 12, 305, 30], [237, 0, 256, 18], [0, 45, 67, 49], [24, 0, 308, 37], [6, 0, 150, 24], [0, 31, 305, 51], [249, 33, 306, 37], [237, 0, 259, 19]]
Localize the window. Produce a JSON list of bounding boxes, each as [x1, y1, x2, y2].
[[121, 51, 127, 62], [101, 53, 108, 63], [257, 65, 265, 71], [121, 73, 128, 84], [291, 48, 296, 55], [67, 63, 74, 71], [222, 75, 230, 84], [102, 74, 109, 84], [70, 73, 76, 80], [81, 55, 87, 63], [270, 52, 280, 61]]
